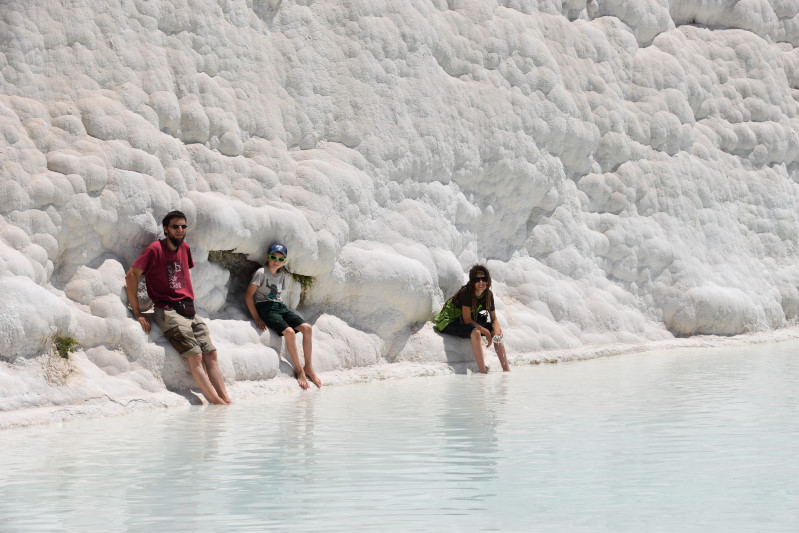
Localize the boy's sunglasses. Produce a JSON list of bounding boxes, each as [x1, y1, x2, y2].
[[268, 254, 286, 262]]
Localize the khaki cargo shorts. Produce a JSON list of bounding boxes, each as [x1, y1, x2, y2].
[[153, 307, 216, 358]]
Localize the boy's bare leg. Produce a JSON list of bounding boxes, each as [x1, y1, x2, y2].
[[283, 328, 310, 389], [203, 350, 232, 403], [187, 352, 228, 404], [297, 323, 321, 387], [470, 329, 487, 373], [495, 343, 510, 372]]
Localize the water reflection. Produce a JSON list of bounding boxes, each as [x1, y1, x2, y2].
[[433, 373, 507, 510], [1, 341, 799, 531]]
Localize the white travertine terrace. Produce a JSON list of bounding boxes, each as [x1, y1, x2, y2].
[[1, 0, 799, 422]]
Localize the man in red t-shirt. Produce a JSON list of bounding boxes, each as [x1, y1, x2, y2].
[[125, 211, 231, 405]]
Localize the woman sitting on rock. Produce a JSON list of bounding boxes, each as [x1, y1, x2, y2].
[[434, 264, 510, 373]]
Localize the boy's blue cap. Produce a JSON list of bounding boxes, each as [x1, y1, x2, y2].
[[268, 243, 287, 256]]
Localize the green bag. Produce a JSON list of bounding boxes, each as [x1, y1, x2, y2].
[[434, 299, 462, 331]]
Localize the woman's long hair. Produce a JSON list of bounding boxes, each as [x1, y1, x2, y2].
[[466, 264, 492, 316]]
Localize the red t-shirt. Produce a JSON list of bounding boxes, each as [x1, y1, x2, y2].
[[133, 240, 195, 306]]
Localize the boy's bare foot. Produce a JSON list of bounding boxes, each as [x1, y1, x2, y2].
[[296, 372, 310, 389], [305, 367, 322, 388]]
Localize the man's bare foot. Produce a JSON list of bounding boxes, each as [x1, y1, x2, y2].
[[305, 367, 322, 388], [296, 373, 310, 389]]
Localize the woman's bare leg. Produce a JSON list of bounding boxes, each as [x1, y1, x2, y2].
[[470, 328, 487, 373], [495, 343, 510, 372]]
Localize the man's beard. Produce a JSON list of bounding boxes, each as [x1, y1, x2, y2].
[[167, 234, 184, 248]]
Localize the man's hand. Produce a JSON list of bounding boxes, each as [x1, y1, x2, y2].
[[125, 265, 148, 333], [135, 314, 151, 334]]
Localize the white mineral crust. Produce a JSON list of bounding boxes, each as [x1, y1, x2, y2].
[[1, 0, 799, 424]]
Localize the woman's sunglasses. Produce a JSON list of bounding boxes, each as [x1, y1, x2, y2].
[[268, 254, 286, 262], [475, 276, 488, 283]]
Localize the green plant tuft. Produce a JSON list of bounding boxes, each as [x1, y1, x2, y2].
[[207, 249, 242, 269], [291, 273, 316, 302], [54, 336, 80, 359]]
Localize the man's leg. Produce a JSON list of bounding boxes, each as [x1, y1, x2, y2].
[[202, 350, 232, 403], [189, 317, 230, 404], [283, 327, 310, 389], [296, 323, 321, 387], [186, 352, 228, 405]]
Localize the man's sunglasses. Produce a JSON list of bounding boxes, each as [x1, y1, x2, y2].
[[475, 277, 488, 283], [268, 254, 287, 262], [169, 224, 188, 230]]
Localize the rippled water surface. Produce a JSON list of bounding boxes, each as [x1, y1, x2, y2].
[[2, 340, 799, 532]]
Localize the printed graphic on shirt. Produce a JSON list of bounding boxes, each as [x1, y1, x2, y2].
[[267, 282, 280, 300], [250, 268, 285, 303], [166, 260, 187, 290]]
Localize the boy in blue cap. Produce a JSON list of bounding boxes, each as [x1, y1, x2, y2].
[[245, 243, 321, 389]]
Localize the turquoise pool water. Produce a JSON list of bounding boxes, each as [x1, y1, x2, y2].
[[2, 340, 799, 532]]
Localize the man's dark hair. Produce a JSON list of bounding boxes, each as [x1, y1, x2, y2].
[[162, 210, 187, 228]]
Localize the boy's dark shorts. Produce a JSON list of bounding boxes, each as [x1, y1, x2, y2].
[[255, 300, 305, 335], [441, 315, 493, 339]]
